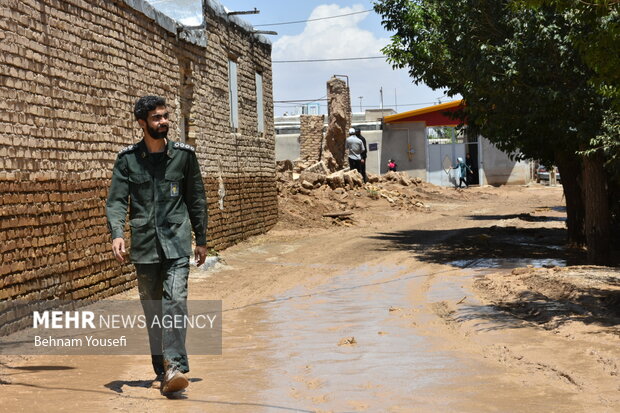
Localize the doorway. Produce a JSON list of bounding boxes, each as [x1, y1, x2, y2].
[[426, 126, 479, 187]]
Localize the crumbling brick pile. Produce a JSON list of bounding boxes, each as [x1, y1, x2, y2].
[[275, 160, 429, 228], [277, 160, 423, 193]]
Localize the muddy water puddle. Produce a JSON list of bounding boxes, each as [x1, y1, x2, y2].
[[253, 265, 454, 411], [230, 262, 579, 412], [448, 257, 566, 269]]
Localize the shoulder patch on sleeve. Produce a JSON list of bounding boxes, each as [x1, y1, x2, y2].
[[173, 142, 195, 152], [118, 144, 137, 155]]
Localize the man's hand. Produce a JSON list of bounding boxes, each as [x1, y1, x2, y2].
[[195, 245, 208, 267], [112, 238, 126, 263]]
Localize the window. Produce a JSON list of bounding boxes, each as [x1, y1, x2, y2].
[[255, 72, 264, 133], [228, 59, 239, 131], [178, 58, 194, 146]]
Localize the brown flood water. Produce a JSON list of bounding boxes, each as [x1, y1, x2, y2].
[[1, 261, 583, 412], [199, 262, 584, 412]]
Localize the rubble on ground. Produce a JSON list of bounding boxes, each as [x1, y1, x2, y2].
[[275, 160, 465, 229]]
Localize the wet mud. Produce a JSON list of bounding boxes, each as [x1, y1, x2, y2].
[[1, 185, 618, 412]]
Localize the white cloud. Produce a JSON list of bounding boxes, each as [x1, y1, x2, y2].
[[273, 5, 385, 60], [144, 1, 450, 116], [271, 4, 447, 116]]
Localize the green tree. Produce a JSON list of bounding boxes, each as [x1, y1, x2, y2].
[[374, 0, 613, 263], [524, 0, 620, 234], [520, 1, 620, 108]]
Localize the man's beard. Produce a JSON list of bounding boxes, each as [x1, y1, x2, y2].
[[148, 124, 168, 140]]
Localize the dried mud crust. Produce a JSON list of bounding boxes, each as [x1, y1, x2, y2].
[[474, 266, 620, 338]]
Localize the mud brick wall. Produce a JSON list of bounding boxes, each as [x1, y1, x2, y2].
[[200, 2, 278, 250], [299, 115, 325, 162], [0, 0, 276, 309]]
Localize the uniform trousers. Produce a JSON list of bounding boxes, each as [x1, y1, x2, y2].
[[135, 256, 190, 375]]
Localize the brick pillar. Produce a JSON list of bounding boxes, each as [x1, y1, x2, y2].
[[323, 77, 351, 171], [299, 114, 325, 162]]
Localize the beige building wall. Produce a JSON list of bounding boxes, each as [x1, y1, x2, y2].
[[382, 122, 427, 179], [381, 122, 531, 186], [480, 138, 532, 185], [0, 0, 276, 307], [275, 134, 301, 161]]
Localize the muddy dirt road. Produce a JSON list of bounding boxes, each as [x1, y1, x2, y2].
[[1, 185, 619, 412]]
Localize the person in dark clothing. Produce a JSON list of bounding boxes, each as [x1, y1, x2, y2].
[[106, 95, 208, 395], [354, 128, 368, 183], [465, 153, 475, 185], [453, 157, 472, 188]]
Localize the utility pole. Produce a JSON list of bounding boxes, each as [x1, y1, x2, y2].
[[380, 87, 383, 110], [394, 88, 398, 112], [358, 96, 363, 112]]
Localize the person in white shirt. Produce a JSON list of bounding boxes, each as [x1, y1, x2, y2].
[[345, 127, 365, 177]]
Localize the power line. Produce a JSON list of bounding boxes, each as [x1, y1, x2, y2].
[[255, 9, 372, 27], [274, 101, 442, 109], [274, 98, 328, 103], [273, 56, 385, 63]]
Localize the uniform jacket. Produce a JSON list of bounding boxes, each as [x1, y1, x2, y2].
[[106, 139, 207, 263]]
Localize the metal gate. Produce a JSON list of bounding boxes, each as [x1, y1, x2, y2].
[[425, 127, 480, 187]]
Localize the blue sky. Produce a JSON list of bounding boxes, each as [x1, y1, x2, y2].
[[146, 0, 453, 116]]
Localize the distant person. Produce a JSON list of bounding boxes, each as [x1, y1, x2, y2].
[[465, 153, 475, 185], [387, 159, 397, 172], [354, 128, 368, 183], [453, 157, 472, 188], [345, 127, 365, 177]]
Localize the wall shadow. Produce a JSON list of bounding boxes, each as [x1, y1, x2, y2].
[[368, 224, 584, 266], [466, 213, 566, 222]]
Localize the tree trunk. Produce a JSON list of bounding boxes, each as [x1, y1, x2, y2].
[[582, 150, 611, 265], [555, 152, 585, 246]]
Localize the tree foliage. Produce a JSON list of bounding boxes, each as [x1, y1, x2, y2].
[[520, 0, 620, 183], [519, 0, 620, 109], [374, 0, 609, 164], [374, 0, 615, 263]]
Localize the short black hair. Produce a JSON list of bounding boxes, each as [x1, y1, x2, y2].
[[134, 96, 166, 121]]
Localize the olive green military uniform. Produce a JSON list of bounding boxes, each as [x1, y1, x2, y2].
[[106, 139, 207, 375]]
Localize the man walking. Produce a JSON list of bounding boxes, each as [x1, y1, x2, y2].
[[106, 96, 207, 395], [354, 128, 368, 183], [346, 127, 365, 177]]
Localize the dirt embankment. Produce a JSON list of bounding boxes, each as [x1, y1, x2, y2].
[[475, 265, 620, 342]]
